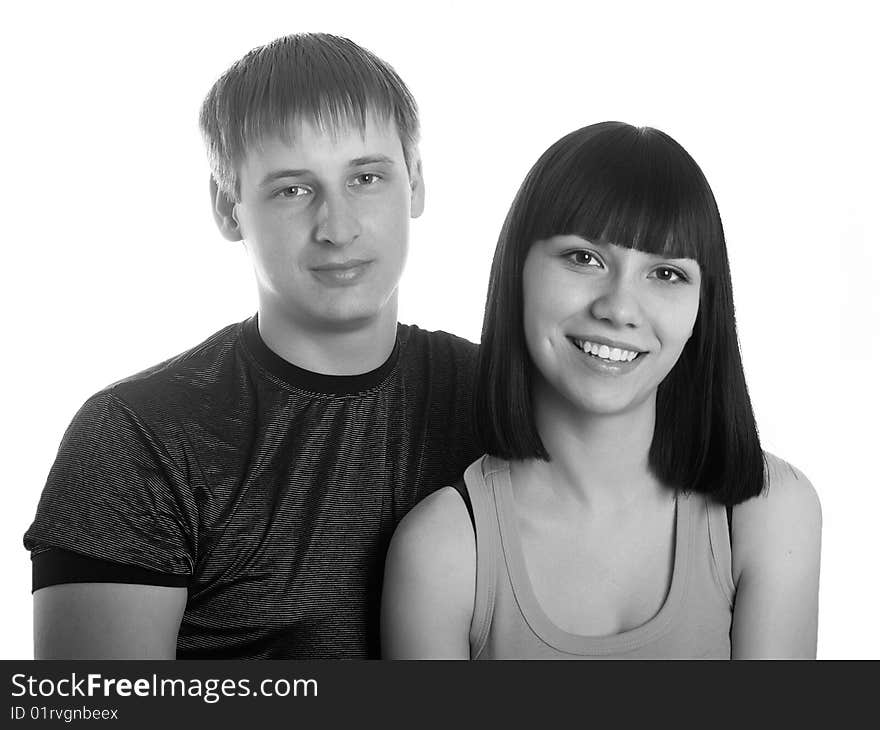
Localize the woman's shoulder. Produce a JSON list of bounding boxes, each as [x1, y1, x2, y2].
[[731, 451, 822, 579], [395, 486, 475, 550], [742, 452, 821, 518], [386, 485, 477, 588], [392, 455, 493, 553]]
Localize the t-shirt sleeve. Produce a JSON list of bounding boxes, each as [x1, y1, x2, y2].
[[32, 548, 190, 591], [24, 391, 197, 577]]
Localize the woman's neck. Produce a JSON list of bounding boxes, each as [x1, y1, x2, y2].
[[520, 380, 663, 512]]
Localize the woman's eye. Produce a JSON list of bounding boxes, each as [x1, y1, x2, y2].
[[351, 173, 381, 186], [566, 250, 602, 267], [651, 267, 687, 283], [276, 185, 311, 199]]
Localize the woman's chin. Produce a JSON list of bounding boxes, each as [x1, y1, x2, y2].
[[555, 386, 654, 420]]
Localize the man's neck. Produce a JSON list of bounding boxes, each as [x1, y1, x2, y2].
[[256, 301, 399, 376]]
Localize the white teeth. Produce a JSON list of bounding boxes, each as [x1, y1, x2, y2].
[[575, 339, 640, 363]]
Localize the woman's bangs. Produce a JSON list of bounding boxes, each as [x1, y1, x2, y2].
[[544, 169, 703, 263], [530, 126, 718, 266]]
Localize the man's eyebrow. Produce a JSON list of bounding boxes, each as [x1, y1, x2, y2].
[[349, 154, 395, 167], [258, 169, 311, 187]]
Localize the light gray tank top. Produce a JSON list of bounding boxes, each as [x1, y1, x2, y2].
[[464, 456, 735, 659]]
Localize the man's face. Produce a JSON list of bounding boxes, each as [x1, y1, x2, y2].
[[232, 114, 423, 332]]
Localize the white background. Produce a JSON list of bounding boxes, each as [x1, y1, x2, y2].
[[2, 0, 877, 658]]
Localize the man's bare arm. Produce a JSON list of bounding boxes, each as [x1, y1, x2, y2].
[[34, 583, 187, 659]]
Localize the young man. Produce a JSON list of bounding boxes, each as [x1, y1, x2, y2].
[[24, 34, 482, 659]]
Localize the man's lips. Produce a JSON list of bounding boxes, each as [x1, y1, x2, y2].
[[310, 258, 373, 271], [309, 259, 374, 286]]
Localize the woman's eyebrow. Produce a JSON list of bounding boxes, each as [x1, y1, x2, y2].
[[661, 255, 700, 264]]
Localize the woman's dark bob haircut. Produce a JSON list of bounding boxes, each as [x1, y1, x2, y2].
[[476, 121, 764, 506]]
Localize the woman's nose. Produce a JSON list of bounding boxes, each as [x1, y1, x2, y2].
[[589, 277, 644, 329]]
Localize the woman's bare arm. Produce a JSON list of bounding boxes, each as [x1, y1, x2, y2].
[[381, 487, 475, 659], [730, 454, 822, 659]]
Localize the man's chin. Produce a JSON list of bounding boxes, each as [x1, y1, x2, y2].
[[306, 298, 398, 334], [265, 285, 400, 335], [315, 311, 385, 333]]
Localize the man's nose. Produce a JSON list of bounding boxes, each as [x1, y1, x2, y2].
[[315, 192, 361, 246]]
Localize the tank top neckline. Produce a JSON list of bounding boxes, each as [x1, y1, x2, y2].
[[486, 455, 694, 656]]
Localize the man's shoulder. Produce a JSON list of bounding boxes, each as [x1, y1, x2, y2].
[[397, 323, 478, 363], [94, 318, 252, 412]]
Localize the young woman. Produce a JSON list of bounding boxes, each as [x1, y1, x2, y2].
[[381, 122, 822, 659]]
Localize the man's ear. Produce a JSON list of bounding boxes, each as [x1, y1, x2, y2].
[[409, 158, 425, 219], [210, 177, 243, 242]]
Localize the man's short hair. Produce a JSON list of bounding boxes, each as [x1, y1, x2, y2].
[[200, 33, 419, 202]]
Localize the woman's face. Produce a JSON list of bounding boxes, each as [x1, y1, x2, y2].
[[522, 235, 702, 417]]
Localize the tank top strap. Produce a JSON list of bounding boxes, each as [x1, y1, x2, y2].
[[462, 455, 504, 657], [705, 496, 736, 607]]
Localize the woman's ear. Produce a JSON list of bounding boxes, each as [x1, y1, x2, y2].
[[210, 177, 243, 242]]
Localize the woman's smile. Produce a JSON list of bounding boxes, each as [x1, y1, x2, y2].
[[565, 336, 647, 375]]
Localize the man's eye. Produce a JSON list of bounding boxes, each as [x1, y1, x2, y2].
[[565, 250, 602, 267], [276, 185, 311, 198], [350, 173, 382, 186], [650, 267, 687, 283]]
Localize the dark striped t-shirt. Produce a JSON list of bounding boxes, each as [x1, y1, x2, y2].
[[24, 316, 482, 658]]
